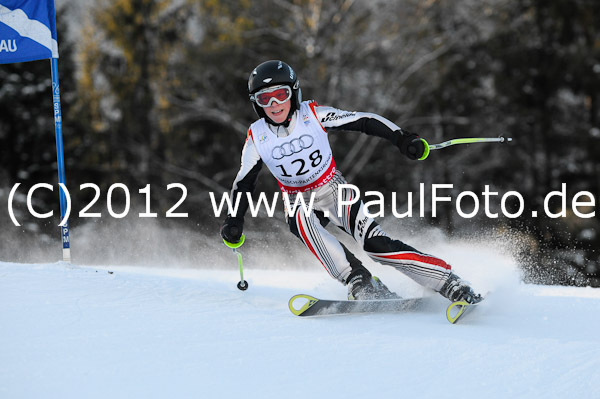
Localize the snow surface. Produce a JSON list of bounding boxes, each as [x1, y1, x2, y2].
[[2, 249, 600, 399]]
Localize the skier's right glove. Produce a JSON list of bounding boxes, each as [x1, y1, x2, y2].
[[221, 215, 244, 244]]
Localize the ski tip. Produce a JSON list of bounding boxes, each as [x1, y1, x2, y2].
[[288, 294, 319, 316], [446, 300, 470, 324]]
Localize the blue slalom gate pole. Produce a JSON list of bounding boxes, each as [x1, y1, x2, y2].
[[50, 57, 71, 262]]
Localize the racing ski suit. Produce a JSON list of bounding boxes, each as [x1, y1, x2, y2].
[[226, 100, 452, 291]]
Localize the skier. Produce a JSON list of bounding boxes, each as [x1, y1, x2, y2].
[[221, 60, 481, 304]]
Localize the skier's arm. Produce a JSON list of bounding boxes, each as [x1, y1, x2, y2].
[[315, 105, 427, 160], [221, 132, 263, 243]]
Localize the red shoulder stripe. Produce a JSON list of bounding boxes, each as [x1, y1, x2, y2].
[[308, 101, 326, 131]]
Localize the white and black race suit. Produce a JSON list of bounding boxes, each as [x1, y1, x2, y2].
[[229, 100, 452, 290]]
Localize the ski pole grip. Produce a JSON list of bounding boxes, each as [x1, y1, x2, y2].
[[223, 234, 245, 249]]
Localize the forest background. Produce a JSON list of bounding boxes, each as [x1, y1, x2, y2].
[[1, 0, 599, 286]]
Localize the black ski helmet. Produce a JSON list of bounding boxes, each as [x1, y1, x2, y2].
[[248, 60, 301, 124]]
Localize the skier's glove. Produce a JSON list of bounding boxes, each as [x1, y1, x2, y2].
[[394, 129, 427, 160], [221, 215, 244, 244]]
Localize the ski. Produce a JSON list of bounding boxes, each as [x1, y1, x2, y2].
[[446, 300, 479, 324], [288, 294, 424, 317]]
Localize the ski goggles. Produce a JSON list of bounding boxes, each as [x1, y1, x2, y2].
[[252, 85, 293, 108]]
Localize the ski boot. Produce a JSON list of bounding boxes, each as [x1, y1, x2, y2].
[[439, 273, 482, 304], [347, 270, 400, 300]]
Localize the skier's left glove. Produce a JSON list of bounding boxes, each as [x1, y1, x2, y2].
[[394, 129, 428, 160], [221, 215, 244, 244]]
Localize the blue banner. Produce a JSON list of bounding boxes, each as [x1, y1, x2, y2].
[[0, 0, 58, 64]]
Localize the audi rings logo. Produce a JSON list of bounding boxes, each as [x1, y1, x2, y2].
[[271, 135, 314, 159]]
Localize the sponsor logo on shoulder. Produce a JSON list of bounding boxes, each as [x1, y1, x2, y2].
[[302, 114, 310, 124], [259, 133, 269, 143], [321, 111, 356, 123]]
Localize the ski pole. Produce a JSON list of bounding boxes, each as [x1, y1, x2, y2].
[[419, 136, 512, 160], [223, 234, 248, 291]]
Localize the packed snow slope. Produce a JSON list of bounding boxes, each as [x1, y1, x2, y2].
[[1, 250, 600, 399]]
